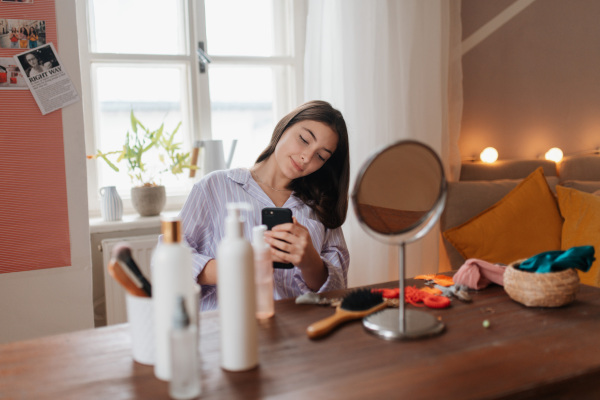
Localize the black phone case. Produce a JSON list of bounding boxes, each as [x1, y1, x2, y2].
[[261, 207, 294, 269]]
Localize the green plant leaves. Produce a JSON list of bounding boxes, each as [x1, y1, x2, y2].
[[90, 111, 192, 186], [95, 150, 120, 172]]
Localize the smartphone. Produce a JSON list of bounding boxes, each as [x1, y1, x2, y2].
[[261, 207, 294, 269]]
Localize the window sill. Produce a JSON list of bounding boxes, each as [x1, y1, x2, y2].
[[89, 211, 179, 234]]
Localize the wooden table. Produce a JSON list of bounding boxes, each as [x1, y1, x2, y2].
[[2, 279, 600, 399]]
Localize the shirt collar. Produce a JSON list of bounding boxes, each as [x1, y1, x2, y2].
[[227, 168, 303, 209], [227, 167, 250, 186]]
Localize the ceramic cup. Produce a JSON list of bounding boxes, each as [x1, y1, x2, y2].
[[126, 294, 154, 365]]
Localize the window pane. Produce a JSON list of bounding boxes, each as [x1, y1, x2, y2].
[[89, 0, 187, 55], [209, 66, 278, 169], [93, 64, 192, 196], [205, 0, 289, 56]]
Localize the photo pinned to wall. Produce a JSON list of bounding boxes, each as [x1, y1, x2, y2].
[[0, 57, 27, 89], [0, 18, 45, 49], [14, 42, 80, 115]]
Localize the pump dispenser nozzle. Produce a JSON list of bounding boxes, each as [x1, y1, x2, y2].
[[225, 202, 252, 238]]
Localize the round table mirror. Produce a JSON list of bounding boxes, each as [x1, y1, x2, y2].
[[352, 140, 447, 340]]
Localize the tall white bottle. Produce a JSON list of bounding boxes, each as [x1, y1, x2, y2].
[[217, 203, 258, 371], [153, 218, 198, 381], [252, 225, 274, 319]]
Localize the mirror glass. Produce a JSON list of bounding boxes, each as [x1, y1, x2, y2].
[[352, 140, 446, 240]]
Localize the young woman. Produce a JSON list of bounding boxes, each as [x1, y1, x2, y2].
[[23, 52, 51, 77], [28, 27, 38, 48], [10, 28, 19, 49], [19, 27, 28, 49], [179, 100, 350, 311]]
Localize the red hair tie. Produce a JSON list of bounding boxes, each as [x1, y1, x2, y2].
[[372, 286, 451, 309], [423, 295, 451, 309]]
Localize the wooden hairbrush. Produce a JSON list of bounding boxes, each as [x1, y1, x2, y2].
[[306, 289, 386, 339]]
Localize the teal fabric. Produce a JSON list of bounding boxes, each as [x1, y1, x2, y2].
[[517, 246, 595, 273]]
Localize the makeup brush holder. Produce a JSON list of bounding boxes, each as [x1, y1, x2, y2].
[[126, 294, 155, 365]]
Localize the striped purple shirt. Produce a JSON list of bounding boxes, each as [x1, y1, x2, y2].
[[179, 168, 349, 311]]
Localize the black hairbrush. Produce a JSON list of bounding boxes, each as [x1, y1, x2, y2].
[[306, 289, 386, 339]]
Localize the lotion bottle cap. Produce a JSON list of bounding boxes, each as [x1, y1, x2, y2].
[[161, 218, 182, 244]]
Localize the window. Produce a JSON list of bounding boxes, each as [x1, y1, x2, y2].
[[78, 0, 306, 216]]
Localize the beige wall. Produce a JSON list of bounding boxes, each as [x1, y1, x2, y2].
[[461, 0, 600, 160]]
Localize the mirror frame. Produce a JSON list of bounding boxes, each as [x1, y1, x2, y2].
[[351, 139, 447, 245]]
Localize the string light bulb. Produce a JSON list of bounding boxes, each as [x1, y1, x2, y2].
[[545, 147, 563, 162], [480, 147, 498, 163]]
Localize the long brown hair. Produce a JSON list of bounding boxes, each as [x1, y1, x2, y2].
[[255, 100, 350, 229]]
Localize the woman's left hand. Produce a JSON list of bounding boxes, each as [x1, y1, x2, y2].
[[263, 217, 326, 276]]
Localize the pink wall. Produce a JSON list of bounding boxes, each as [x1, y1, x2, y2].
[[461, 0, 600, 160], [0, 0, 71, 273]]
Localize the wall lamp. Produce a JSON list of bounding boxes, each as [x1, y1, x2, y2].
[[479, 147, 498, 163], [544, 147, 563, 163], [463, 146, 599, 164]]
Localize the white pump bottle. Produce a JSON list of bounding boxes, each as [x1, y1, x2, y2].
[[152, 218, 198, 381], [216, 203, 258, 371], [252, 225, 274, 319]]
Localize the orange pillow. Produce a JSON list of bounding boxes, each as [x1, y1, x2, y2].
[[557, 185, 600, 287], [443, 168, 562, 265]]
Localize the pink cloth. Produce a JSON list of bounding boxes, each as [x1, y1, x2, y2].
[[453, 259, 506, 290]]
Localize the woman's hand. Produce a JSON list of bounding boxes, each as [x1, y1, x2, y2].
[[264, 217, 327, 290]]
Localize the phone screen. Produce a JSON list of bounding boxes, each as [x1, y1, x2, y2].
[[261, 207, 293, 269]]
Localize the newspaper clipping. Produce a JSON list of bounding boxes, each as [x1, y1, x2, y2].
[[13, 42, 79, 115]]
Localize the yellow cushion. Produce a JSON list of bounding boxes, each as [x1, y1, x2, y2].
[[443, 168, 562, 265], [557, 185, 600, 287]]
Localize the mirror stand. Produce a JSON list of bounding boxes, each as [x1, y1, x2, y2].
[[352, 140, 447, 341], [362, 242, 445, 340]]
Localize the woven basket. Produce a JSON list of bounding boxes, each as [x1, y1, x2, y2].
[[503, 261, 580, 307]]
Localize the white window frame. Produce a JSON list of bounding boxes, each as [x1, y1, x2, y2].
[[77, 0, 307, 217]]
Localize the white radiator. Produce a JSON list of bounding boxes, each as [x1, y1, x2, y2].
[[102, 235, 158, 325]]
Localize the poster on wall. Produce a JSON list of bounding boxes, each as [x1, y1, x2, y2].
[[0, 18, 45, 49], [13, 42, 79, 115], [0, 57, 26, 88]]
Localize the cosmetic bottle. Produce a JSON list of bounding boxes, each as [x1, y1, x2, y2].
[[216, 203, 258, 371], [252, 225, 274, 319], [169, 295, 201, 400], [152, 218, 198, 381]]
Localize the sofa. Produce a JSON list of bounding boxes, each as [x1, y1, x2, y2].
[[440, 155, 600, 287]]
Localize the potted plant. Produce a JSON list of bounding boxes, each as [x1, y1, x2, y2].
[[88, 111, 195, 216]]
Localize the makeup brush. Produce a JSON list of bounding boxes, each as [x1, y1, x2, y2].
[[108, 243, 152, 297], [306, 289, 386, 339]]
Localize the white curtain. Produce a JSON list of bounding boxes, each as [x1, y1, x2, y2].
[[304, 0, 462, 287]]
